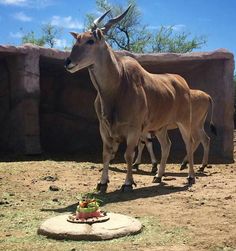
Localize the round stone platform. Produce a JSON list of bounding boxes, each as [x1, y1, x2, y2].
[[38, 213, 142, 240]]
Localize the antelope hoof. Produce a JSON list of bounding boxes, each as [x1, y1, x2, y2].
[[180, 162, 188, 171], [121, 184, 134, 192], [187, 177, 195, 186], [151, 163, 158, 174], [152, 176, 162, 183], [198, 165, 207, 172], [96, 182, 108, 193], [132, 163, 140, 170]]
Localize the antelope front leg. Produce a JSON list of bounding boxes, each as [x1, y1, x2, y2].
[[178, 124, 195, 185], [145, 136, 158, 174], [132, 139, 145, 170], [122, 133, 139, 192], [96, 119, 115, 193], [97, 143, 113, 193], [180, 135, 200, 171], [153, 127, 171, 184]]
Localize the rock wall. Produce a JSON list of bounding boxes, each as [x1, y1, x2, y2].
[[0, 44, 234, 162], [0, 57, 10, 152]]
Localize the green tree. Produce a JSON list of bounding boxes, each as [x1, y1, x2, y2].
[[151, 25, 207, 53], [42, 23, 63, 48], [21, 23, 62, 48], [85, 0, 206, 53], [85, 0, 151, 53], [22, 31, 45, 46]]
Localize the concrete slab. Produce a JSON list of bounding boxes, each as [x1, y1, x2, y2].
[[38, 213, 142, 240]]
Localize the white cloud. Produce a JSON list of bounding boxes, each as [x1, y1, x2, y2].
[[54, 38, 67, 48], [0, 0, 54, 8], [0, 0, 27, 5], [9, 31, 24, 38], [13, 12, 32, 22], [172, 24, 186, 31], [51, 16, 83, 29]]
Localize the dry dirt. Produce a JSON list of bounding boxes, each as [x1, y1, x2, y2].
[[0, 145, 236, 250]]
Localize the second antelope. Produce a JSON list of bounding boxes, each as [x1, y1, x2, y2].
[[133, 89, 217, 174]]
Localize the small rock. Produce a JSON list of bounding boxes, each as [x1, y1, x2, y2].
[[224, 195, 232, 200], [9, 193, 15, 196], [52, 198, 59, 202], [0, 200, 9, 205], [49, 185, 60, 191], [42, 175, 58, 182], [31, 179, 38, 184]]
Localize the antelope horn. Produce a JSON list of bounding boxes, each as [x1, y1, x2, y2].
[[91, 9, 111, 31], [101, 5, 132, 34]]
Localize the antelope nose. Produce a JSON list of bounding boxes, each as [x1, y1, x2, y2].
[[64, 57, 71, 68]]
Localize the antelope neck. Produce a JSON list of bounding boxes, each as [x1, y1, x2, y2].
[[88, 46, 121, 101]]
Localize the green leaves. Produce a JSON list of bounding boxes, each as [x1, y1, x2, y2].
[[22, 31, 45, 46], [85, 0, 207, 53], [152, 25, 207, 53], [85, 0, 151, 53], [21, 23, 62, 48]]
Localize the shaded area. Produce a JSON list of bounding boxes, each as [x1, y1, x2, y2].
[[0, 57, 10, 152], [0, 45, 234, 163], [39, 56, 100, 154]]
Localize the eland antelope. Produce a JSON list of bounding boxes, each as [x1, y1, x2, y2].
[[64, 6, 195, 192], [133, 89, 217, 173]]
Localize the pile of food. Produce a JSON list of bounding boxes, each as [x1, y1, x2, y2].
[[67, 193, 109, 223], [76, 195, 103, 219]]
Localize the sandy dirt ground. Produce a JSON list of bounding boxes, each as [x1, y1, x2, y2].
[[0, 143, 236, 250]]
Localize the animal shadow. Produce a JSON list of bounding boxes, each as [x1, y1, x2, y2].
[[40, 183, 188, 214]]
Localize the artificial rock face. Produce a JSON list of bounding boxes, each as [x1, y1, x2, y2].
[[0, 44, 234, 162]]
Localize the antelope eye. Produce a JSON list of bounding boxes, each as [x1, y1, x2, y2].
[[86, 39, 95, 45]]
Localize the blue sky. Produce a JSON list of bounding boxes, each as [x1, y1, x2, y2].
[[0, 0, 235, 58]]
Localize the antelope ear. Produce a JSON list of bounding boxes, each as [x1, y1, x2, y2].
[[96, 29, 103, 40], [70, 32, 78, 39]]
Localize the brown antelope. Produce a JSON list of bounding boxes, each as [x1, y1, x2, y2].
[[64, 6, 195, 192], [133, 89, 217, 173]]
